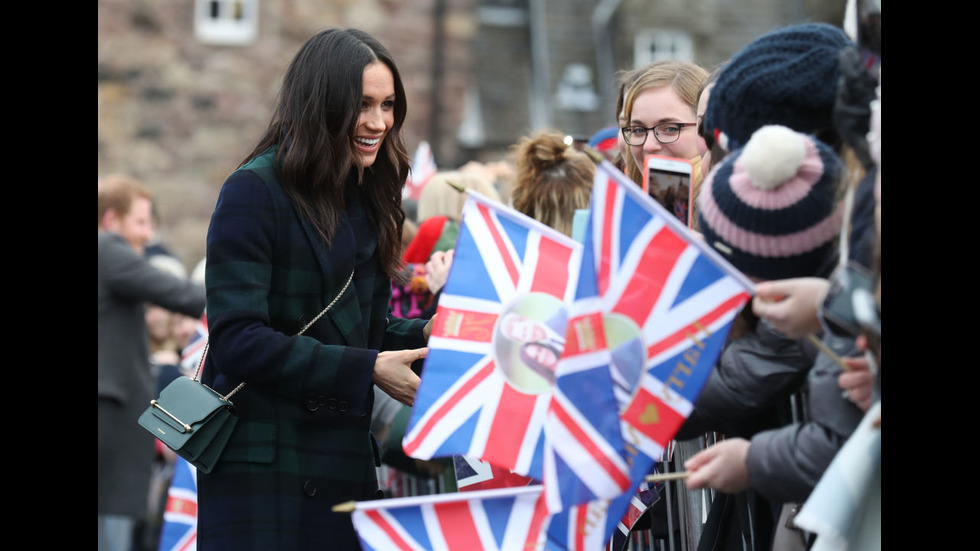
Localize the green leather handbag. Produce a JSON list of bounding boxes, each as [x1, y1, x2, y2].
[[138, 354, 240, 474]]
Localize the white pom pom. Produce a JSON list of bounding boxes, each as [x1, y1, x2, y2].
[[740, 125, 806, 190]]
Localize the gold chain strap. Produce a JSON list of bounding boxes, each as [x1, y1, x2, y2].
[[194, 269, 355, 401]]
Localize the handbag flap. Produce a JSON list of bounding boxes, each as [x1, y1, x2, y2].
[[161, 376, 231, 420]]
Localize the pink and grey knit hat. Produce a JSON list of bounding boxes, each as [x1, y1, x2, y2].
[[697, 125, 843, 280]]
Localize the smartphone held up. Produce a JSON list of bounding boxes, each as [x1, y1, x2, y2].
[[643, 155, 694, 228]]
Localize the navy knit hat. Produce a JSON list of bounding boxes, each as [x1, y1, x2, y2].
[[698, 125, 843, 281], [704, 23, 852, 152]]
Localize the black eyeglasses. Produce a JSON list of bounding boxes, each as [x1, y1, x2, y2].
[[698, 117, 716, 151], [621, 122, 696, 146]]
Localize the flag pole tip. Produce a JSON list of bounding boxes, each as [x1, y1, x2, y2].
[[583, 147, 605, 164], [332, 501, 357, 513], [446, 180, 467, 194]]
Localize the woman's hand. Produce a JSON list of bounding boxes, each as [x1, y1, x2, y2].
[[373, 348, 427, 406], [425, 250, 454, 294], [839, 335, 875, 412], [752, 277, 830, 338], [684, 438, 751, 494]]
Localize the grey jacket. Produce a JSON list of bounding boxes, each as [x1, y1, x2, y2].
[[677, 318, 865, 504], [98, 232, 205, 516], [677, 318, 814, 440], [746, 331, 865, 504]]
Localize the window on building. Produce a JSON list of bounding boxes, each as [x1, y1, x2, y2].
[[194, 0, 258, 46], [634, 29, 694, 65]]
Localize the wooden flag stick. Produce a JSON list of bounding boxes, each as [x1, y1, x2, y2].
[[645, 471, 691, 483], [332, 500, 357, 513], [582, 147, 605, 164], [331, 485, 543, 513], [446, 180, 467, 194], [805, 334, 852, 372]]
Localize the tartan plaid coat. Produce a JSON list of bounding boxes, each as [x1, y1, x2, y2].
[[199, 148, 428, 550]]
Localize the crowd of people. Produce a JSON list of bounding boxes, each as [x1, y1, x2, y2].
[[99, 5, 880, 550]]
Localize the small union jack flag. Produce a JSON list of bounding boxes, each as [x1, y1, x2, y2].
[[605, 481, 661, 551], [404, 140, 438, 200], [402, 192, 582, 481], [179, 313, 208, 375], [351, 485, 619, 551], [454, 455, 534, 492], [157, 456, 198, 551]]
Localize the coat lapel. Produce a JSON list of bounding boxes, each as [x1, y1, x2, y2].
[[296, 210, 367, 347]]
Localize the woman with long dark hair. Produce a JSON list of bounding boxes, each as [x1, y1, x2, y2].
[[198, 28, 433, 549]]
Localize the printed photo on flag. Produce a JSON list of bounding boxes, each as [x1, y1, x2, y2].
[[583, 160, 754, 492], [402, 192, 582, 482]]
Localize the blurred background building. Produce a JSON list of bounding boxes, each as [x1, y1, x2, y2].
[[98, 0, 846, 269]]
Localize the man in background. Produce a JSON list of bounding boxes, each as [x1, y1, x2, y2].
[[98, 175, 206, 551]]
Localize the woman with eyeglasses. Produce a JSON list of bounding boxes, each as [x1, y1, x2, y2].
[[620, 60, 709, 192]]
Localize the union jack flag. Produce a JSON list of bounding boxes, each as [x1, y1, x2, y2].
[[586, 160, 754, 492], [179, 313, 208, 375], [402, 192, 582, 482], [454, 455, 534, 492], [351, 485, 618, 551], [605, 481, 661, 551], [404, 140, 438, 200], [157, 456, 197, 551]]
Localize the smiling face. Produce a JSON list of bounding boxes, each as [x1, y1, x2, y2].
[[628, 85, 700, 166], [522, 342, 559, 371], [502, 314, 547, 343], [354, 62, 396, 168]]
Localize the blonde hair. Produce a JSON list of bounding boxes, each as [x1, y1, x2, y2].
[[416, 170, 500, 222], [509, 130, 594, 237], [622, 60, 708, 184], [98, 174, 152, 228]]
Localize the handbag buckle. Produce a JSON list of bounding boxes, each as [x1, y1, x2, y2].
[[149, 399, 193, 432]]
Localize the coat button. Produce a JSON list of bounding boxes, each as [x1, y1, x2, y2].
[[303, 479, 317, 497], [305, 393, 320, 412]]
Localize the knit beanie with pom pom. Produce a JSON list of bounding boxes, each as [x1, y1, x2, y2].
[[697, 125, 843, 280]]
